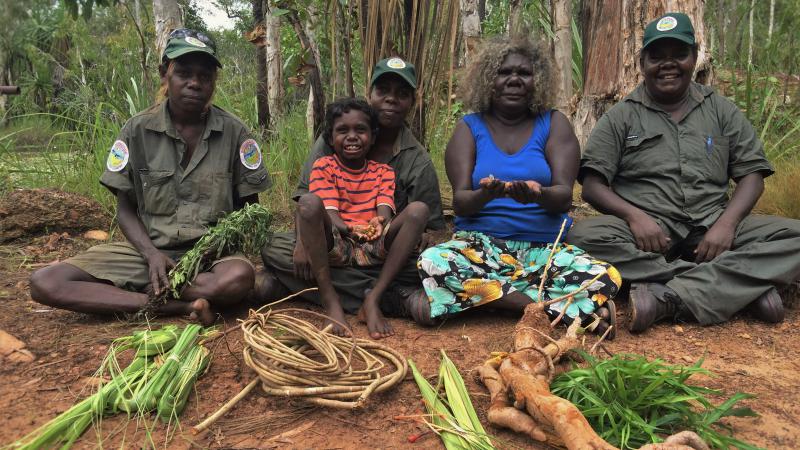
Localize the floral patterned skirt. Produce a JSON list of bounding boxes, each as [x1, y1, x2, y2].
[[416, 230, 622, 324]]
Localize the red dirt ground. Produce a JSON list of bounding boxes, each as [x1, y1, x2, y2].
[[1, 210, 798, 449]]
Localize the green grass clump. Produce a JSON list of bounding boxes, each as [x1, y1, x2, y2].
[[550, 352, 761, 450]]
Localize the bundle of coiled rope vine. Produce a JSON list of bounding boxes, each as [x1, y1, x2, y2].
[[241, 307, 408, 408], [192, 290, 409, 434]]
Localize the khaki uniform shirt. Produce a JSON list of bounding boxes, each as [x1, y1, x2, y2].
[[101, 101, 271, 249], [293, 125, 446, 230], [580, 82, 773, 237]]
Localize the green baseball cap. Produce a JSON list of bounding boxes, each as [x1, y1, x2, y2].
[[642, 13, 696, 50], [370, 57, 417, 89], [163, 28, 222, 68]]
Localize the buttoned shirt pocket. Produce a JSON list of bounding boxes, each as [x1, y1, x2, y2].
[[620, 132, 664, 177], [140, 170, 176, 215], [704, 135, 730, 183], [204, 172, 234, 220]]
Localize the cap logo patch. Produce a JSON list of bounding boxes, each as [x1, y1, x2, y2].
[[239, 139, 262, 170], [185, 36, 207, 48], [387, 57, 406, 69], [656, 16, 678, 31], [106, 140, 129, 172]]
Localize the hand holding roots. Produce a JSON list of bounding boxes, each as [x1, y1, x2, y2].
[[477, 302, 707, 450]]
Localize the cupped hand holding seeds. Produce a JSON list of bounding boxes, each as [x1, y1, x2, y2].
[[479, 175, 542, 203], [350, 216, 385, 241]]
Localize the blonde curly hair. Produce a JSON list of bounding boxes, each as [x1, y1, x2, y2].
[[459, 35, 554, 115]]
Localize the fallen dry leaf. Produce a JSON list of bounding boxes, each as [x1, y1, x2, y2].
[[0, 329, 27, 356], [738, 333, 752, 339], [674, 325, 684, 334], [83, 230, 109, 241]]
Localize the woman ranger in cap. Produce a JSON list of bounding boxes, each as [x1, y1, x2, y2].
[[29, 29, 272, 325], [259, 57, 446, 324]]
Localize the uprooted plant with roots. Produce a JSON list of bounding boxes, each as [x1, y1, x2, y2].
[[476, 301, 710, 450]]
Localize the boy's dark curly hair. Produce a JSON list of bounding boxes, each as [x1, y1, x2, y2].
[[323, 97, 380, 148], [459, 35, 554, 115]]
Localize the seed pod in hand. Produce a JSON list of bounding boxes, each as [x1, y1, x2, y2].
[[525, 180, 542, 195]]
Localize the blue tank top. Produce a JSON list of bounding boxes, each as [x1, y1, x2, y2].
[[454, 112, 573, 243]]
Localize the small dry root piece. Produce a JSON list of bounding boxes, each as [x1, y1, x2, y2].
[[639, 431, 710, 450]]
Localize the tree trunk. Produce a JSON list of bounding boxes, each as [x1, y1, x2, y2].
[[253, 0, 270, 129], [284, 7, 325, 137], [747, 0, 754, 66], [460, 0, 482, 66], [266, 1, 283, 123], [508, 0, 524, 35], [574, 0, 713, 147], [153, 0, 182, 60], [551, 0, 572, 112], [717, 0, 726, 63], [767, 0, 774, 43], [338, 0, 355, 97]]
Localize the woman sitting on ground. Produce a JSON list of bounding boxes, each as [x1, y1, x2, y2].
[[415, 36, 621, 335]]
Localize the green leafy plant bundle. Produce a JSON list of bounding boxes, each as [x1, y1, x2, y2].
[[550, 352, 762, 450], [169, 203, 272, 297]]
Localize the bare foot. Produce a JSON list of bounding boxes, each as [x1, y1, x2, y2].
[[358, 291, 394, 340], [323, 303, 351, 337], [188, 298, 215, 326]]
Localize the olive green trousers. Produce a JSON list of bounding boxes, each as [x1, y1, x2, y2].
[[567, 214, 800, 324], [261, 231, 421, 313]]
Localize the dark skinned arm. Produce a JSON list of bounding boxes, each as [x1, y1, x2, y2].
[[447, 120, 505, 217], [116, 191, 175, 295], [536, 111, 578, 213], [694, 172, 764, 262], [581, 171, 671, 253], [235, 193, 259, 209]]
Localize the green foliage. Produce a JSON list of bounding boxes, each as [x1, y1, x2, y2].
[[550, 352, 761, 450], [10, 324, 214, 449], [169, 203, 273, 297]]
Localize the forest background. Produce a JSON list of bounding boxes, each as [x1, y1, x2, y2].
[[0, 0, 798, 230]]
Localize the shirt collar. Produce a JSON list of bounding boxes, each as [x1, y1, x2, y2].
[[144, 100, 224, 136], [626, 82, 712, 111], [393, 124, 423, 156]]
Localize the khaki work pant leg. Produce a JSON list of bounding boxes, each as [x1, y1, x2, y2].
[[666, 215, 800, 324], [568, 215, 800, 325], [566, 215, 696, 284]]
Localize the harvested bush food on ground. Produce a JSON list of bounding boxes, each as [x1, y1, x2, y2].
[[7, 324, 216, 450], [168, 203, 272, 298]]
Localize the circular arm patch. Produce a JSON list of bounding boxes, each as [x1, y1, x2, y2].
[[239, 139, 263, 169], [106, 140, 130, 172]]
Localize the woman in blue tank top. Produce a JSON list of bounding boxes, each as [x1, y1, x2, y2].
[[415, 36, 622, 337]]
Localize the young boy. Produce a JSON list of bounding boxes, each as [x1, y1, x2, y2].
[[296, 98, 429, 339]]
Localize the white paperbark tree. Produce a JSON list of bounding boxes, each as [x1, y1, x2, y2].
[[153, 0, 182, 60], [265, 1, 283, 123], [551, 0, 572, 112], [460, 0, 481, 65]]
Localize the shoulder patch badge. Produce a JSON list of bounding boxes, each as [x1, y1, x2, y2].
[[656, 16, 678, 31], [106, 140, 129, 172], [239, 139, 262, 170]]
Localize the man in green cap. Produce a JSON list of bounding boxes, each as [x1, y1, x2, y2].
[[567, 13, 800, 332], [30, 28, 271, 324], [258, 57, 445, 321]]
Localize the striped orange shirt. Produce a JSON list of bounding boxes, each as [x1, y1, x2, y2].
[[309, 155, 395, 226]]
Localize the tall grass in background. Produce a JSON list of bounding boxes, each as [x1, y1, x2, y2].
[[721, 67, 800, 219]]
